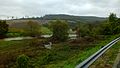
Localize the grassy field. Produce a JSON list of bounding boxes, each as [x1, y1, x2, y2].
[[40, 26, 52, 35], [6, 26, 52, 37], [0, 35, 119, 68]]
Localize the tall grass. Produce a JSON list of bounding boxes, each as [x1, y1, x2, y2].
[[42, 35, 120, 68]]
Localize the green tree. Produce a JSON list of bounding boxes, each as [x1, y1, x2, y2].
[[100, 13, 120, 35], [50, 20, 69, 42], [76, 23, 91, 38], [25, 21, 41, 37], [114, 18, 120, 34], [99, 22, 112, 35], [108, 13, 117, 22], [0, 20, 8, 38]]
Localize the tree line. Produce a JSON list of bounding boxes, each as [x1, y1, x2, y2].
[[0, 13, 120, 42]]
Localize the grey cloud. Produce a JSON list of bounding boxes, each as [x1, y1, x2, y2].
[[0, 0, 119, 18]]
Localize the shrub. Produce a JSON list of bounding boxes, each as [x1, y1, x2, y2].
[[16, 54, 29, 68]]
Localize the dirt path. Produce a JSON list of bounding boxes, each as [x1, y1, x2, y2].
[[3, 37, 33, 41], [1, 34, 77, 41]]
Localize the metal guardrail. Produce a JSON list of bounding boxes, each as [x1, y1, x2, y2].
[[75, 37, 120, 68]]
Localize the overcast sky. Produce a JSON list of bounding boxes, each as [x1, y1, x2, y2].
[[0, 0, 120, 19]]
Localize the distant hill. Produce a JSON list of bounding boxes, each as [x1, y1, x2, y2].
[[40, 14, 106, 23], [18, 14, 106, 23], [7, 14, 106, 28]]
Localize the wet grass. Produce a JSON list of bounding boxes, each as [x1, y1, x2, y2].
[[50, 35, 119, 68], [0, 35, 119, 68]]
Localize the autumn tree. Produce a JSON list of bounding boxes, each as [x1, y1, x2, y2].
[[26, 21, 41, 37]]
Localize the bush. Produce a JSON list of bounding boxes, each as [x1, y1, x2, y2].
[[16, 54, 29, 68]]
